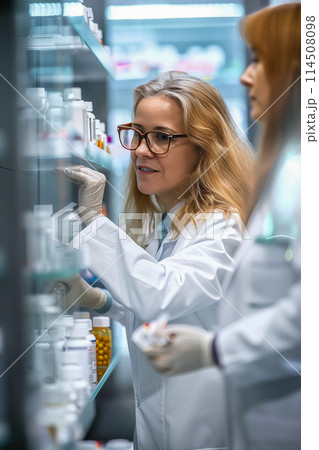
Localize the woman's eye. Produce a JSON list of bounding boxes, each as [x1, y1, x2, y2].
[[251, 54, 259, 64], [156, 132, 169, 141]]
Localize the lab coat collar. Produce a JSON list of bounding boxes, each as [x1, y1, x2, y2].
[[160, 202, 184, 243]]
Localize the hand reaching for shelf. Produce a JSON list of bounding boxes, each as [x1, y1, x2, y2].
[[61, 165, 106, 226], [51, 274, 107, 311]]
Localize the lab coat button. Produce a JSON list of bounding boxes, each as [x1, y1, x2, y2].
[[136, 398, 140, 407]]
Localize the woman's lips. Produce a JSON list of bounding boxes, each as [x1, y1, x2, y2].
[[137, 166, 159, 175]]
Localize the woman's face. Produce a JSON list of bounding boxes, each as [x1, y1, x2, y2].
[[131, 95, 199, 211], [240, 53, 271, 122]]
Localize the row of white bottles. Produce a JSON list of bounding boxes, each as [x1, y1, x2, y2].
[[32, 301, 97, 392], [29, 1, 104, 45], [30, 294, 100, 447], [22, 86, 110, 157]]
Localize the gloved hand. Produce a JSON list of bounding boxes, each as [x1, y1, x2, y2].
[[63, 165, 106, 226], [142, 324, 215, 376], [51, 275, 107, 310]]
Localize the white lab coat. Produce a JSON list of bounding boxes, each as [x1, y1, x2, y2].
[[216, 141, 301, 450], [80, 207, 242, 449]]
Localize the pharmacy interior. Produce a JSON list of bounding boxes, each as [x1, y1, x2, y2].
[[0, 0, 283, 449]]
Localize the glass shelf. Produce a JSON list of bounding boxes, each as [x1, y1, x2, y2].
[[22, 141, 120, 175], [65, 15, 115, 79], [85, 142, 114, 172], [91, 347, 122, 400]]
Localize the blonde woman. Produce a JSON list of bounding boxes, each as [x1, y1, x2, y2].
[[61, 71, 253, 450], [144, 4, 301, 450]]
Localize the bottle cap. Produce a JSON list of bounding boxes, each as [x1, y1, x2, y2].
[[64, 87, 82, 101], [73, 311, 90, 320], [100, 122, 105, 133], [48, 326, 66, 340], [93, 316, 110, 328], [47, 92, 64, 107], [74, 318, 92, 331], [86, 7, 94, 20], [60, 315, 74, 328], [84, 101, 93, 112], [94, 119, 101, 132], [26, 87, 46, 99]]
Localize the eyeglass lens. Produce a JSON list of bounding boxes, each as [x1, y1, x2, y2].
[[120, 129, 170, 154]]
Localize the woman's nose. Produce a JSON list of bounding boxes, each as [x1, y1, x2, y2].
[[134, 138, 154, 158], [240, 64, 254, 87]]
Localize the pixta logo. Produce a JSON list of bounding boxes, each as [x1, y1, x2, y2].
[[118, 212, 252, 241], [52, 202, 97, 249]]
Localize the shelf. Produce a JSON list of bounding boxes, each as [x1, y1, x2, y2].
[[22, 141, 124, 176], [85, 142, 114, 172], [26, 35, 84, 51], [66, 15, 115, 79], [91, 347, 122, 400]]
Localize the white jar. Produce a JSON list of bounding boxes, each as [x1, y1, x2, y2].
[[64, 87, 88, 148], [48, 326, 67, 381], [65, 323, 93, 387], [74, 318, 97, 389]]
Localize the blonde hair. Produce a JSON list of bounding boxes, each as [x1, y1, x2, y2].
[[241, 3, 301, 147], [124, 71, 254, 246], [240, 3, 301, 218]]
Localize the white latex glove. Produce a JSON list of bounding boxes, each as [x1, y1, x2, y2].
[[63, 165, 106, 226], [51, 275, 107, 310], [142, 324, 215, 376]]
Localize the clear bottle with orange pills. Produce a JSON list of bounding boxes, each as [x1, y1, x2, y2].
[[91, 316, 112, 383]]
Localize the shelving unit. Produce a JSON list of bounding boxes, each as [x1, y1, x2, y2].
[[0, 1, 124, 448], [66, 14, 115, 79]]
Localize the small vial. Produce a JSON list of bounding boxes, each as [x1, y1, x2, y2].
[[85, 101, 96, 144], [99, 122, 107, 152], [94, 119, 104, 150], [91, 317, 112, 383]]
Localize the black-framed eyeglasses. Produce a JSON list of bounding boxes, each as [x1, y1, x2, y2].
[[117, 122, 187, 155]]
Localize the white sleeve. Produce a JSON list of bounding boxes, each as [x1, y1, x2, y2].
[[79, 214, 241, 322], [216, 238, 300, 387]]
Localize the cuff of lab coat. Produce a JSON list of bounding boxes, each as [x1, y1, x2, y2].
[[94, 290, 113, 314], [212, 335, 222, 367]]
